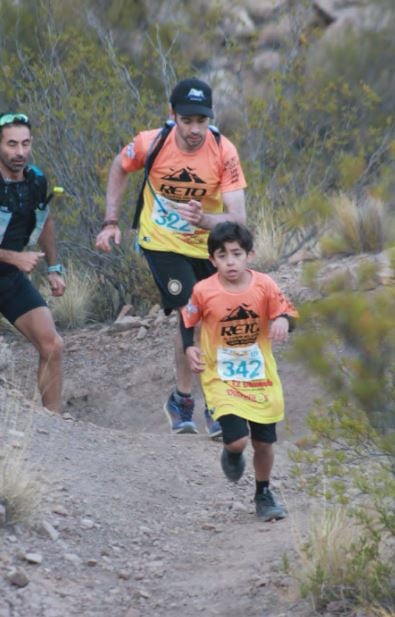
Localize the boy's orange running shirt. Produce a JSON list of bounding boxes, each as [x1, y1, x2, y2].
[[182, 271, 298, 423], [121, 127, 246, 259]]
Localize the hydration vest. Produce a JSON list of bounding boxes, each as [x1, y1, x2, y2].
[[0, 165, 49, 246]]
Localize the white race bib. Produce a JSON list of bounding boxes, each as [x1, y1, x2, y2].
[[152, 195, 195, 234], [217, 343, 265, 381]]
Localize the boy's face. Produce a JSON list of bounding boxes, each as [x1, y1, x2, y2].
[[209, 241, 251, 283]]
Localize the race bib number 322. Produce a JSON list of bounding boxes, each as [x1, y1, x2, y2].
[[152, 195, 195, 234], [217, 344, 265, 381]]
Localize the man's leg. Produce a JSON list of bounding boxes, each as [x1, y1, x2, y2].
[[14, 306, 64, 412]]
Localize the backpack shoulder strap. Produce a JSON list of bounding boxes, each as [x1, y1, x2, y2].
[[132, 120, 175, 230], [24, 165, 48, 209]]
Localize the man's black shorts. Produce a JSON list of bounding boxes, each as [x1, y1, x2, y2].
[[218, 414, 277, 445], [142, 249, 216, 314], [0, 271, 47, 324]]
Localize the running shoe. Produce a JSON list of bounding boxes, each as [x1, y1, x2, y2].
[[254, 487, 287, 521], [220, 448, 245, 482], [204, 406, 222, 440], [163, 392, 198, 434]]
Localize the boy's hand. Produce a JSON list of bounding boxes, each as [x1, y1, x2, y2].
[[185, 346, 205, 373], [269, 316, 289, 343]]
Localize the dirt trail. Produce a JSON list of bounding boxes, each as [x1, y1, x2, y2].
[[0, 320, 324, 617]]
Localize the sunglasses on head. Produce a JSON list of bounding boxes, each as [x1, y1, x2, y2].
[[0, 113, 30, 127]]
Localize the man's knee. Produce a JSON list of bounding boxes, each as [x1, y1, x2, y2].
[[38, 332, 64, 360]]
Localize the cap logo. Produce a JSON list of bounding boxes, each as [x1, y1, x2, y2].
[[186, 88, 206, 102]]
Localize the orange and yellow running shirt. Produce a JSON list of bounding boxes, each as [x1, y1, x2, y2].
[[121, 126, 246, 259], [182, 271, 298, 423]]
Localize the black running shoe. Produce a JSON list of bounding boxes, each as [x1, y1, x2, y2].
[[255, 487, 287, 521], [220, 448, 245, 482]]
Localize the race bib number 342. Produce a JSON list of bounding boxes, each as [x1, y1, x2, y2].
[[152, 195, 195, 234], [217, 344, 265, 381]]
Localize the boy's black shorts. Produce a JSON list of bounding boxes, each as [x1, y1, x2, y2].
[[0, 271, 47, 324], [142, 248, 216, 314], [218, 414, 277, 445]]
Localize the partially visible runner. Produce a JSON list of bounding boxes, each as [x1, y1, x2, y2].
[[96, 77, 247, 438], [181, 222, 298, 520], [0, 113, 65, 413]]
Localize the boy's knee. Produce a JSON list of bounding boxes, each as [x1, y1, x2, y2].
[[226, 436, 248, 453], [251, 440, 273, 454]]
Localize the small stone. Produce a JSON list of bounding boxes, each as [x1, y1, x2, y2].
[[118, 569, 130, 580], [80, 518, 95, 529], [52, 505, 69, 517], [125, 609, 141, 617], [7, 569, 29, 587], [0, 504, 6, 526], [23, 552, 43, 565], [40, 520, 60, 541], [85, 559, 97, 567], [64, 553, 81, 565]]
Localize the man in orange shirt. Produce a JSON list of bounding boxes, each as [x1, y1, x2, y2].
[[96, 78, 247, 437]]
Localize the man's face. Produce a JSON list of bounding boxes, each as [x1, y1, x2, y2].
[[0, 124, 32, 178], [173, 113, 210, 152]]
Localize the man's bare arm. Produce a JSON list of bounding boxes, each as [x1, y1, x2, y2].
[[176, 189, 246, 230], [95, 154, 130, 252], [0, 248, 44, 273]]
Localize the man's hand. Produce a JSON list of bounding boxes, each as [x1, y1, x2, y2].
[[14, 251, 45, 273], [95, 225, 122, 252], [185, 346, 205, 373], [176, 200, 203, 227], [48, 273, 66, 297], [269, 316, 289, 343]]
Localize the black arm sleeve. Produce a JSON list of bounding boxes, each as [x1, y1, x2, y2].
[[179, 314, 195, 352], [276, 313, 296, 333]]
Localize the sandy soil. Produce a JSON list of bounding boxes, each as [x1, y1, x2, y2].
[[0, 309, 333, 617]]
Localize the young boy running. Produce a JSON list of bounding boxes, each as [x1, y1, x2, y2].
[[181, 222, 298, 521]]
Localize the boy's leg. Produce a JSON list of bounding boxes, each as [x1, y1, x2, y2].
[[218, 415, 249, 482], [250, 422, 286, 521]]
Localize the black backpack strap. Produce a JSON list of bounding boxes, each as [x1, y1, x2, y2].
[[132, 120, 175, 230], [24, 165, 48, 210]]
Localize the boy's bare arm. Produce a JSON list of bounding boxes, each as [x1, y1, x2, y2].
[[185, 346, 205, 373]]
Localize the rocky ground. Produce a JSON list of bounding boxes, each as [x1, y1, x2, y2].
[[1, 252, 392, 616], [0, 300, 331, 617]]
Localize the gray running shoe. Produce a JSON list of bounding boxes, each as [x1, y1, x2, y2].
[[220, 448, 245, 482], [204, 406, 222, 440], [163, 392, 198, 434], [254, 488, 287, 521]]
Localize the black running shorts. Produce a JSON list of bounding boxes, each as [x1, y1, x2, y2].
[[218, 414, 277, 445], [0, 271, 47, 324], [142, 249, 216, 314]]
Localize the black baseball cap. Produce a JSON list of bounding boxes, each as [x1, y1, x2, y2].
[[170, 78, 213, 118]]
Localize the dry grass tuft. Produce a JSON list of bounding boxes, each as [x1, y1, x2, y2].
[[251, 209, 285, 271], [293, 505, 393, 612], [43, 261, 96, 328], [320, 193, 386, 256], [0, 381, 43, 525]]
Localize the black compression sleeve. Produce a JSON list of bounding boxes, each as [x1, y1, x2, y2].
[[179, 314, 195, 352]]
